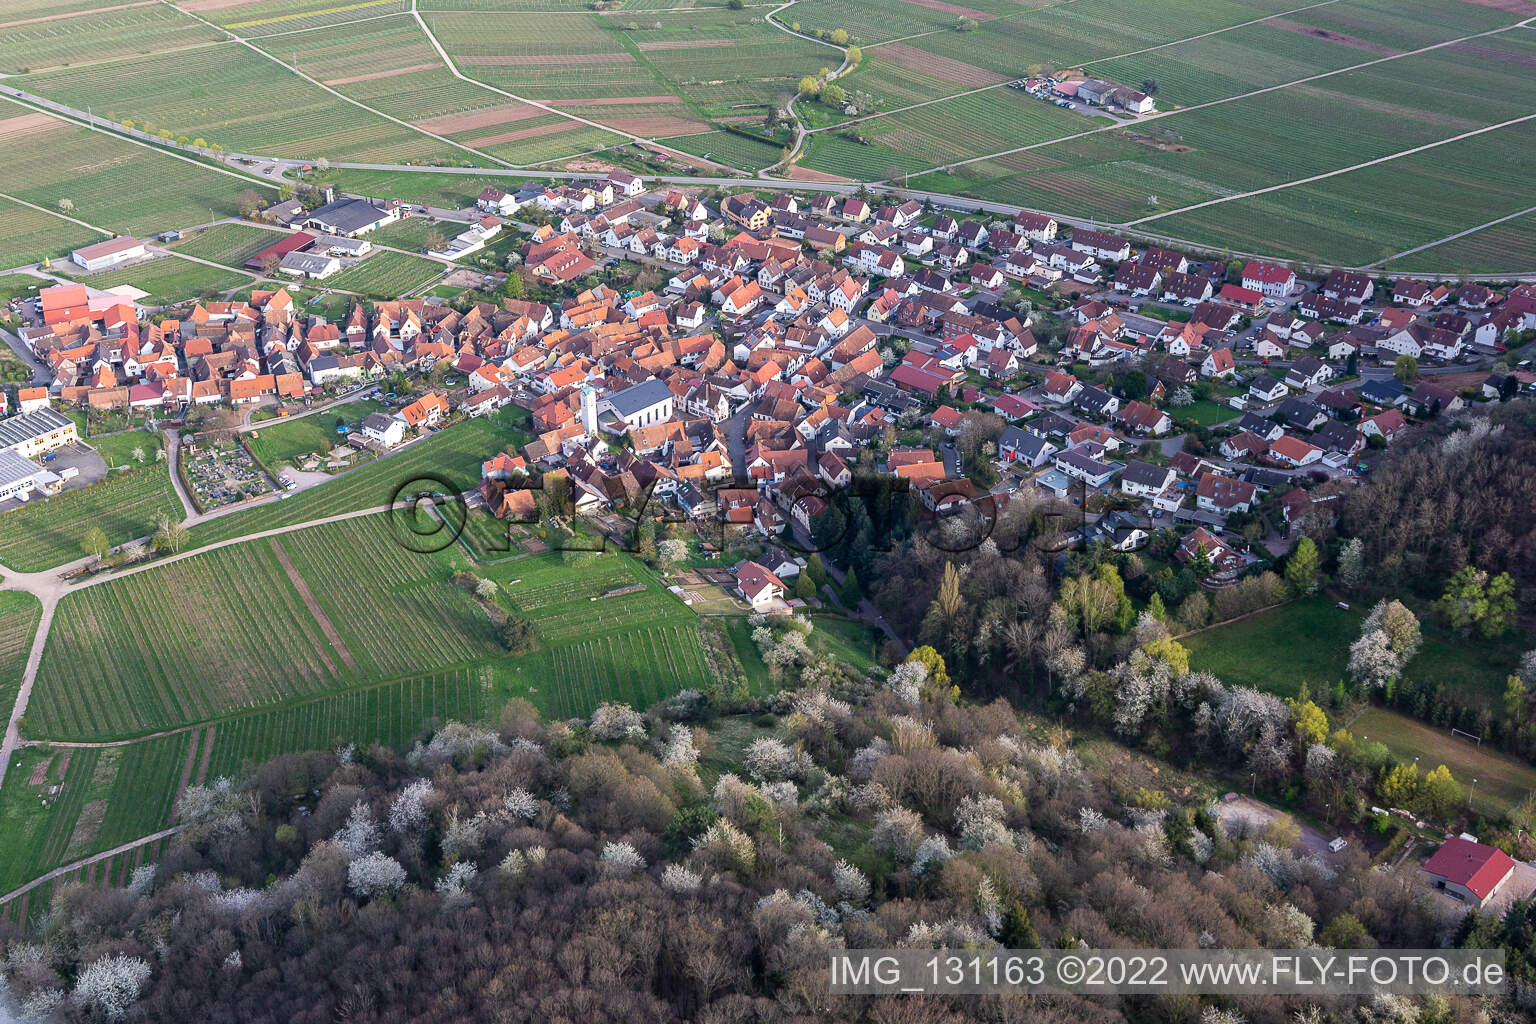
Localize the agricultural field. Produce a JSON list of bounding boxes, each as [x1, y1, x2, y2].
[[423, 11, 660, 101], [64, 255, 249, 305], [0, 97, 275, 239], [0, 4, 225, 75], [0, 465, 183, 573], [179, 0, 413, 37], [497, 622, 716, 720], [28, 514, 498, 740], [186, 412, 527, 547], [324, 251, 445, 295], [369, 217, 457, 253], [0, 592, 42, 721], [1349, 707, 1536, 817], [0, 734, 190, 894], [297, 169, 520, 209], [18, 44, 453, 164], [170, 222, 289, 268], [665, 130, 786, 173], [1388, 212, 1536, 277], [0, 196, 105, 268], [243, 398, 391, 470]]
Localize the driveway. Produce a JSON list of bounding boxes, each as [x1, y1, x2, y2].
[[1213, 793, 1343, 860]]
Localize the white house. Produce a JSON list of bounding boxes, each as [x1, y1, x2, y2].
[[1240, 261, 1296, 299], [361, 411, 406, 448]]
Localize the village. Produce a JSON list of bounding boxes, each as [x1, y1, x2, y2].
[[2, 171, 1534, 609]]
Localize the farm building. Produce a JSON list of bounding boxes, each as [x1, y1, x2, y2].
[[0, 407, 78, 458], [279, 251, 342, 280], [71, 236, 146, 271], [0, 449, 63, 503], [1073, 79, 1155, 113], [245, 231, 316, 269], [305, 197, 400, 237]]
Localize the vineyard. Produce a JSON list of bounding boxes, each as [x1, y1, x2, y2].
[[171, 222, 289, 268], [0, 97, 274, 238], [0, 4, 225, 75], [0, 592, 41, 717], [0, 195, 103, 267], [67, 255, 249, 306], [202, 667, 489, 778], [0, 464, 182, 572], [324, 251, 445, 296], [1389, 211, 1536, 276], [0, 733, 189, 894], [21, 45, 452, 164], [498, 623, 716, 720], [666, 130, 785, 173]]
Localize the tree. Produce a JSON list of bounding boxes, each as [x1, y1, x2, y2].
[[1143, 635, 1189, 676], [1287, 697, 1329, 746], [829, 28, 849, 45], [1141, 78, 1159, 96], [1377, 762, 1419, 807], [191, 137, 208, 151], [1439, 566, 1516, 639], [797, 76, 820, 96], [1504, 674, 1528, 725], [1337, 537, 1366, 591], [1190, 544, 1214, 580], [82, 526, 110, 561], [906, 645, 956, 702], [260, 253, 282, 277], [822, 84, 847, 107], [425, 228, 447, 253], [840, 567, 861, 607], [794, 571, 817, 603], [1393, 354, 1420, 383], [504, 270, 526, 300], [1419, 764, 1460, 820], [153, 510, 186, 554], [58, 198, 74, 213], [75, 954, 151, 1020], [806, 552, 829, 590], [1285, 536, 1320, 596], [500, 613, 536, 654], [846, 45, 862, 65], [236, 188, 263, 218], [727, 0, 744, 7], [955, 15, 979, 31]]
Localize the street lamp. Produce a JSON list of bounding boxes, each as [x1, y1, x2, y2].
[[1469, 777, 1478, 808]]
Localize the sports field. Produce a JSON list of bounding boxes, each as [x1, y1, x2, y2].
[[1349, 707, 1536, 816]]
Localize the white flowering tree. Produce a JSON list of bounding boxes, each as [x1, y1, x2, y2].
[[74, 954, 151, 1020], [590, 702, 646, 740], [347, 851, 407, 897], [333, 800, 381, 859], [388, 778, 433, 834], [598, 841, 646, 878]]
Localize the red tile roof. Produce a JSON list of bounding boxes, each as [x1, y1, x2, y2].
[[1423, 838, 1515, 901]]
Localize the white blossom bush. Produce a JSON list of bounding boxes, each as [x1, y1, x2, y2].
[[872, 807, 925, 861], [693, 819, 755, 873], [441, 810, 487, 861], [661, 863, 703, 894], [223, 950, 242, 972], [913, 834, 953, 874], [886, 660, 926, 705], [791, 689, 852, 725], [598, 841, 646, 878], [1078, 807, 1108, 834], [74, 954, 151, 1020], [901, 919, 992, 949], [590, 702, 646, 741], [474, 577, 498, 600], [503, 787, 539, 820], [499, 849, 527, 877], [126, 863, 156, 897], [758, 780, 799, 811], [176, 776, 246, 837], [21, 988, 64, 1020], [847, 738, 889, 781], [711, 773, 759, 821], [348, 852, 407, 898], [848, 781, 891, 811], [209, 888, 264, 914], [1190, 829, 1215, 865], [832, 860, 870, 905], [656, 538, 688, 565], [435, 860, 478, 901], [389, 779, 434, 834], [743, 737, 801, 781], [976, 877, 1002, 936], [410, 721, 507, 770], [333, 800, 381, 859], [662, 725, 700, 767]]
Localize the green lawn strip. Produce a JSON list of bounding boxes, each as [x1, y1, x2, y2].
[[60, 255, 249, 305], [243, 398, 390, 470]]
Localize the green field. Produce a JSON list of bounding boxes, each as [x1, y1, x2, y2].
[[64, 255, 248, 305], [0, 196, 106, 268], [0, 97, 275, 239], [1173, 400, 1241, 427], [324, 250, 445, 295], [0, 465, 183, 573], [0, 4, 225, 75], [666, 130, 787, 172], [1184, 596, 1521, 705], [1349, 707, 1536, 816], [0, 592, 42, 725], [1388, 211, 1536, 276], [244, 398, 390, 470], [0, 733, 190, 893], [170, 222, 288, 268], [368, 217, 456, 253]]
